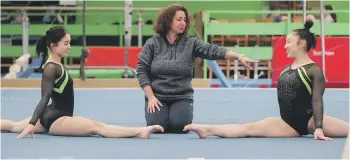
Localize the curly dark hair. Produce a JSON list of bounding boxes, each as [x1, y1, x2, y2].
[[153, 4, 191, 36]]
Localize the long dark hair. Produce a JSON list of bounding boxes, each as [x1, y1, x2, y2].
[[35, 26, 67, 72]]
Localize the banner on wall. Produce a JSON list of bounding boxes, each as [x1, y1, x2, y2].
[[85, 47, 142, 69], [271, 36, 349, 88]]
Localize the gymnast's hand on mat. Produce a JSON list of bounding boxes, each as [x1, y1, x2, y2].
[[16, 124, 34, 139], [313, 128, 333, 141], [148, 96, 163, 113], [239, 55, 259, 70]]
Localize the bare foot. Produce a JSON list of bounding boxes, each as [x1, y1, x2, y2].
[[138, 125, 164, 139], [183, 124, 211, 139]]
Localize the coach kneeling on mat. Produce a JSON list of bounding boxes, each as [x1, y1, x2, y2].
[[136, 4, 257, 134]]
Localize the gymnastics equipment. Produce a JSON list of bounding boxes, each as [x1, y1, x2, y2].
[[22, 11, 29, 56], [1, 5, 160, 79], [206, 60, 232, 88], [319, 0, 327, 81], [209, 44, 262, 87], [124, 0, 133, 78], [79, 0, 90, 81]]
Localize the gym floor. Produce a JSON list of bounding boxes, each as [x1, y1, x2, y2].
[[1, 88, 349, 159]]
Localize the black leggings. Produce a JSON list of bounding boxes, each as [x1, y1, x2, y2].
[[144, 99, 193, 134]]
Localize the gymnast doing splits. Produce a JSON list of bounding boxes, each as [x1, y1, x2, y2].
[[184, 20, 349, 141], [1, 26, 164, 139]]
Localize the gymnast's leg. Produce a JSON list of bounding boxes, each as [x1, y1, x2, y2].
[[342, 132, 349, 160], [308, 115, 349, 137], [48, 116, 164, 139], [184, 117, 299, 139], [1, 118, 46, 133]]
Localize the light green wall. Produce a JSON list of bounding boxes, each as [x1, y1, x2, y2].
[[76, 1, 268, 24], [323, 0, 349, 23], [76, 1, 348, 24]]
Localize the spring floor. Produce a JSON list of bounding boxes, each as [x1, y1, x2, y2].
[[1, 88, 349, 159]]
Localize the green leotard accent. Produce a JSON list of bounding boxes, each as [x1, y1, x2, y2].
[[297, 66, 312, 94], [53, 65, 69, 94]]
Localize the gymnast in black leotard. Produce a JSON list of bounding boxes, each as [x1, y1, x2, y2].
[[32, 61, 74, 131], [1, 26, 164, 139], [184, 20, 349, 140], [277, 62, 324, 135]]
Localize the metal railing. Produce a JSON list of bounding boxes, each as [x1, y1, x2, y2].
[[2, 5, 348, 80], [1, 4, 164, 78], [203, 9, 349, 80]]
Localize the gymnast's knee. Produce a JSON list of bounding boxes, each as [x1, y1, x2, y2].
[[243, 122, 258, 137], [90, 121, 107, 135]]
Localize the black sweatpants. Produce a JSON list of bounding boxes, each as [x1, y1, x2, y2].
[[144, 98, 193, 134]]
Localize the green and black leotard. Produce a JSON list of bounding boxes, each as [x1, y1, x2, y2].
[[277, 63, 325, 135], [29, 62, 74, 131]]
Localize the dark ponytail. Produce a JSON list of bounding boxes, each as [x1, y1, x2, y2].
[[34, 26, 68, 72], [36, 35, 48, 72], [293, 19, 317, 52]]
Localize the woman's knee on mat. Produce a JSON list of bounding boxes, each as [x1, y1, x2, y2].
[[146, 119, 170, 133], [168, 100, 193, 134], [169, 116, 192, 134], [145, 111, 170, 132], [170, 123, 190, 134]]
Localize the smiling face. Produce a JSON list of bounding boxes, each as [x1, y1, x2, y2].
[[285, 20, 317, 59], [50, 33, 71, 57], [284, 32, 307, 58], [169, 10, 187, 35]]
